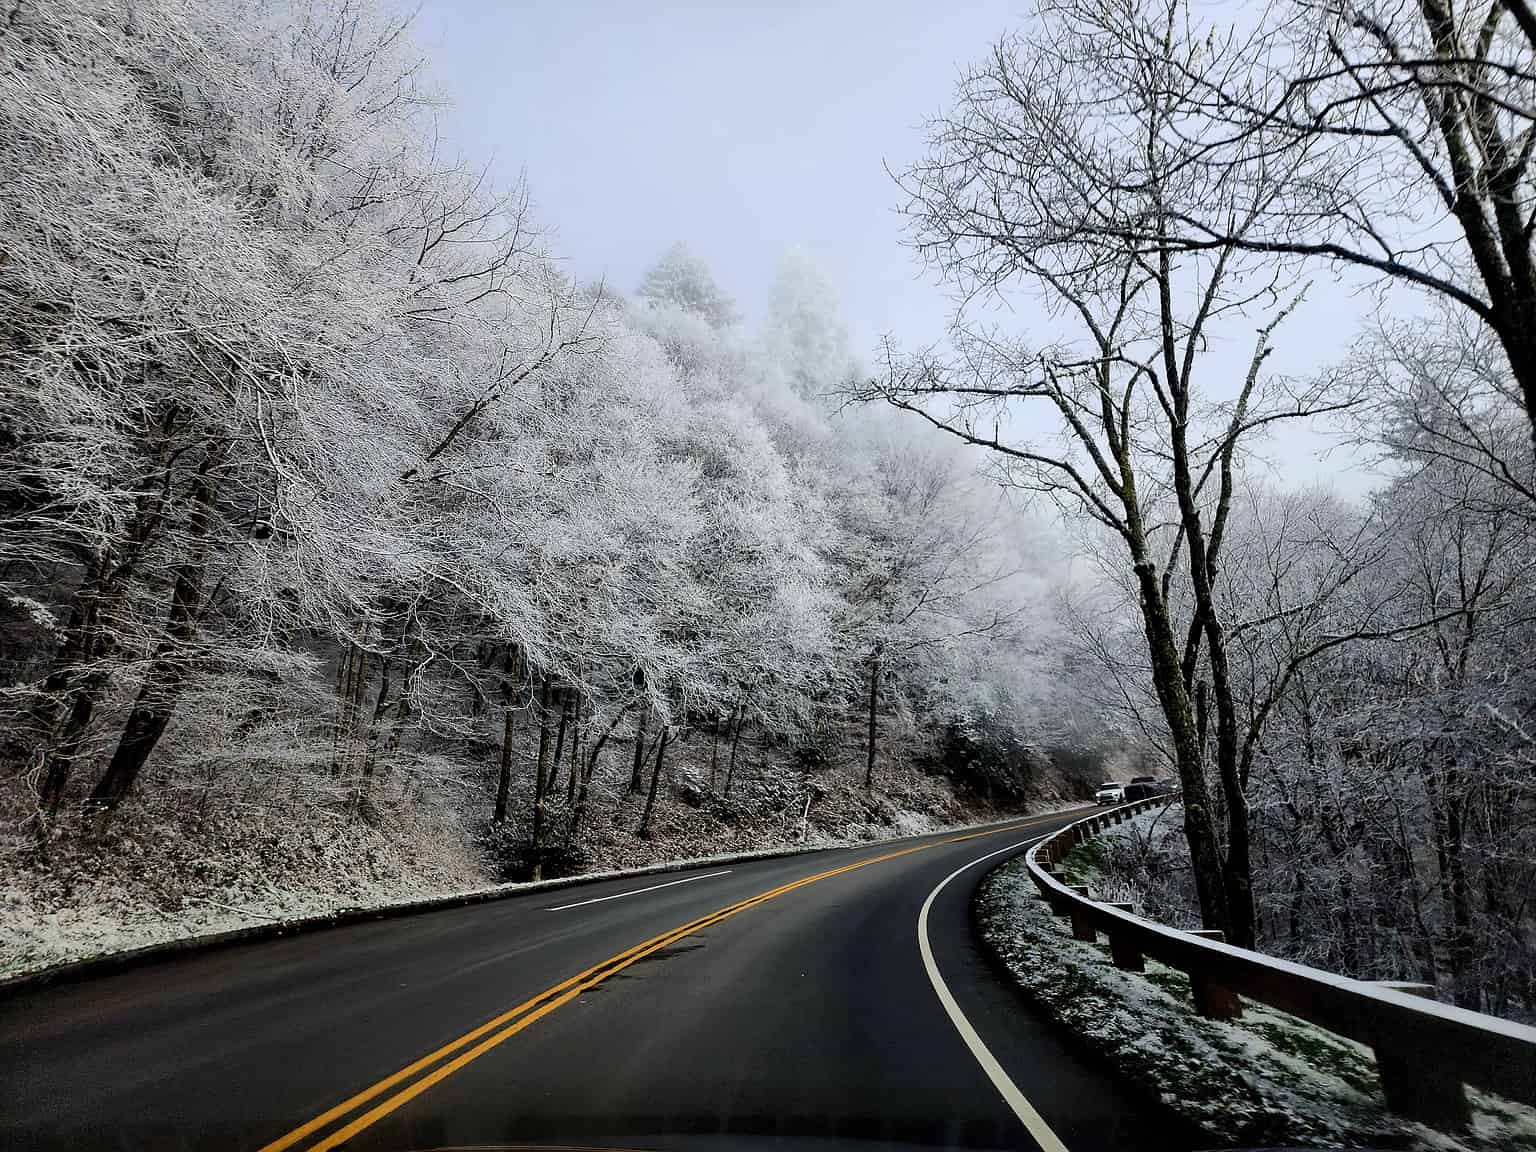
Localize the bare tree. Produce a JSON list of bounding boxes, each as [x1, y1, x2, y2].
[[864, 0, 1361, 944], [1340, 304, 1536, 518], [1140, 0, 1536, 447]]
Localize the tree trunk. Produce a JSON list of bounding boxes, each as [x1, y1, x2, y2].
[[864, 650, 881, 789], [529, 678, 552, 878], [568, 703, 637, 842], [34, 557, 134, 810], [638, 726, 671, 838], [1198, 607, 1255, 947], [549, 695, 570, 792], [90, 444, 226, 808], [34, 567, 117, 810], [569, 756, 593, 842], [708, 714, 721, 789], [32, 403, 182, 810], [382, 667, 413, 759], [629, 700, 649, 793], [349, 638, 369, 772], [1429, 755, 1478, 1008], [724, 703, 746, 797], [1501, 318, 1536, 459], [359, 654, 394, 802], [1132, 560, 1230, 936], [565, 698, 581, 806], [493, 682, 516, 825], [38, 677, 107, 812], [533, 675, 553, 792], [332, 641, 370, 776]]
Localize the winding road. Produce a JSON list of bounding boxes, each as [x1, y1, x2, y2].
[[0, 813, 1192, 1152]]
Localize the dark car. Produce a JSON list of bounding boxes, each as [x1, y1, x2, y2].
[[1123, 775, 1175, 801]]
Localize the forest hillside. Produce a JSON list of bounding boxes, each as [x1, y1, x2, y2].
[[0, 0, 1112, 974]]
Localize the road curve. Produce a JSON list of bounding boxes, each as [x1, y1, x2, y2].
[[0, 813, 1192, 1152]]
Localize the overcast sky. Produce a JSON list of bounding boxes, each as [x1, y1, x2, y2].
[[413, 0, 1381, 490]]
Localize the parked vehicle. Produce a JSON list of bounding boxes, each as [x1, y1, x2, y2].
[[1119, 774, 1175, 802], [1094, 781, 1124, 805]]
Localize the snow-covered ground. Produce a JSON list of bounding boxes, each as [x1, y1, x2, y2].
[[976, 852, 1536, 1150]]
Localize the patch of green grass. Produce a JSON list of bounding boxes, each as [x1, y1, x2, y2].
[[1062, 838, 1105, 882], [1244, 1017, 1379, 1097], [1141, 964, 1191, 999]]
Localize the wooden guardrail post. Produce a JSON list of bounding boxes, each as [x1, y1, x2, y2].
[[1067, 886, 1096, 941], [1374, 1044, 1471, 1130], [1049, 882, 1071, 917], [1104, 903, 1143, 971], [1186, 930, 1243, 1020], [1191, 978, 1242, 1020]]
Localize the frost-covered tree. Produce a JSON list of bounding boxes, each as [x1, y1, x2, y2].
[[0, 0, 1069, 925], [637, 243, 738, 330]]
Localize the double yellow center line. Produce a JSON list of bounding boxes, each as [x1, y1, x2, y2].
[[258, 818, 1051, 1152]]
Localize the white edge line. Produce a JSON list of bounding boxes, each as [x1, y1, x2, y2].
[[917, 833, 1072, 1152], [545, 870, 734, 911]]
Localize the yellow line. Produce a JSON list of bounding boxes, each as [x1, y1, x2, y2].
[[254, 910, 728, 1152], [259, 817, 1055, 1152]]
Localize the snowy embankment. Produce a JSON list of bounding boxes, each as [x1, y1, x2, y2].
[[975, 816, 1536, 1151], [0, 840, 825, 987], [1, 782, 1081, 985]]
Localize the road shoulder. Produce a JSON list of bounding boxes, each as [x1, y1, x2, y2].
[[974, 855, 1536, 1152]]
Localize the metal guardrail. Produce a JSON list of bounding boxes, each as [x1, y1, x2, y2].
[[1026, 797, 1536, 1130]]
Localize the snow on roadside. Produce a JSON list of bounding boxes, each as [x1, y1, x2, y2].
[[0, 802, 485, 979], [975, 856, 1536, 1151], [0, 803, 1070, 983]]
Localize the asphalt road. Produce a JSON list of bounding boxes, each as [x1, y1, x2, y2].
[[0, 812, 1197, 1152]]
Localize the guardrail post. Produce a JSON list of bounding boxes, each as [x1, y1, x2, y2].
[[1191, 978, 1242, 1020], [1103, 904, 1143, 971], [1069, 893, 1097, 942], [1185, 930, 1243, 1019], [1109, 931, 1143, 971], [1374, 1045, 1471, 1130]]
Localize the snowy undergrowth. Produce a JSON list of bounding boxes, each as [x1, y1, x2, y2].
[[0, 797, 485, 978], [1065, 801, 1203, 929], [976, 857, 1536, 1150], [565, 751, 1022, 873]]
